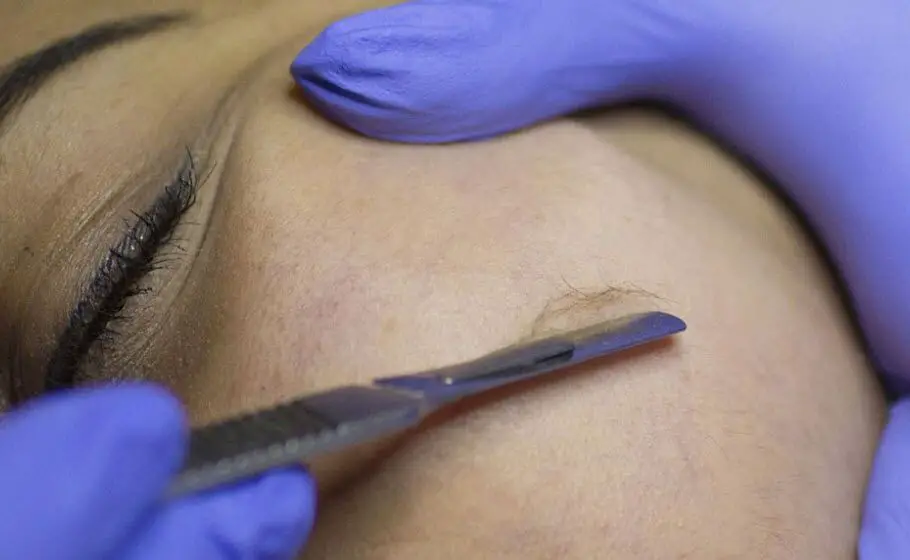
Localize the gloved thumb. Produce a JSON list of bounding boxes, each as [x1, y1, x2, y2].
[[291, 0, 691, 143], [859, 399, 910, 559]]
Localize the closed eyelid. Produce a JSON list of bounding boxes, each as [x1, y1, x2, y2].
[[2, 15, 260, 406], [8, 152, 202, 403]]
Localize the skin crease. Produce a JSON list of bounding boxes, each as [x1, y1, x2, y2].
[[0, 0, 886, 558]]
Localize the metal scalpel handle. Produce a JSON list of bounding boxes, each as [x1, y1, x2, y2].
[[168, 311, 687, 498], [168, 386, 424, 498]]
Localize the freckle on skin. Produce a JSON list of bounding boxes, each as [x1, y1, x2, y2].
[[382, 316, 398, 334]]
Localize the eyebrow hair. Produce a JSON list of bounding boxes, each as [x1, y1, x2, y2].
[[525, 284, 661, 341], [0, 12, 189, 131]]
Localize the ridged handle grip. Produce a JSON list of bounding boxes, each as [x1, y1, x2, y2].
[[168, 385, 423, 498]]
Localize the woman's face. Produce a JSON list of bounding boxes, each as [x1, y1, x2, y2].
[[0, 1, 887, 557]]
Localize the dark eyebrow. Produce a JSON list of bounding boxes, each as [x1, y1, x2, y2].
[[0, 12, 189, 130]]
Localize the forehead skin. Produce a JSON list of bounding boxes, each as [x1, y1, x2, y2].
[[0, 1, 886, 559]]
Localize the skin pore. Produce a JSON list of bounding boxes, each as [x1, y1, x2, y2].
[[0, 0, 886, 558]]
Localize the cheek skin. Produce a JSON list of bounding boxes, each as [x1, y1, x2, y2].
[[176, 110, 693, 419], [161, 102, 883, 558]]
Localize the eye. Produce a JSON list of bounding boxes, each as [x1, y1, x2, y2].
[[29, 150, 201, 400]]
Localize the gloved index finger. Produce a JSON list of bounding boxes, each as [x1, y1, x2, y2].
[[859, 399, 910, 558], [0, 384, 187, 560], [118, 469, 316, 560], [290, 0, 681, 143]]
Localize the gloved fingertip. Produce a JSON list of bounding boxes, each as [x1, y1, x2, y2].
[[890, 398, 910, 420], [241, 469, 318, 558], [95, 383, 186, 433], [291, 0, 662, 143], [114, 469, 317, 560], [290, 2, 489, 143], [858, 399, 910, 558], [877, 399, 910, 462], [4, 383, 186, 472], [78, 383, 187, 468], [0, 384, 187, 559]]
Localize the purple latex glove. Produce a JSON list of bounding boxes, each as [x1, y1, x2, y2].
[[290, 1, 910, 557], [0, 384, 315, 559]]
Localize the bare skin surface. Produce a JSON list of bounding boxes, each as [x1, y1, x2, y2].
[[0, 1, 886, 558]]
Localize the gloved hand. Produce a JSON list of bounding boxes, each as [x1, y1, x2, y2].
[[289, 1, 910, 557], [0, 384, 315, 559]]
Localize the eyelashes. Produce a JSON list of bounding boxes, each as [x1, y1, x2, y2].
[[37, 150, 200, 397]]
